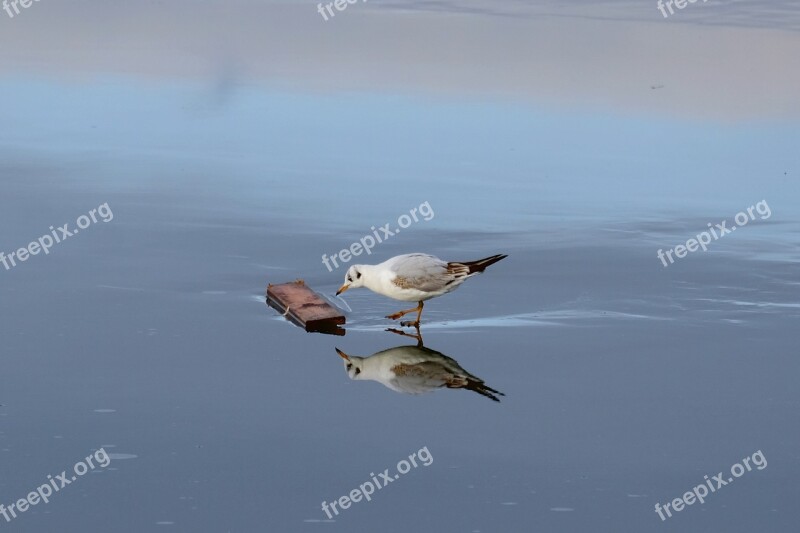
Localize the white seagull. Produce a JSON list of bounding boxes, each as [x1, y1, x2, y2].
[[336, 345, 505, 402], [335, 253, 507, 326]]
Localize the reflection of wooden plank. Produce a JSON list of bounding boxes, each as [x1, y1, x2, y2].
[[266, 280, 346, 336]]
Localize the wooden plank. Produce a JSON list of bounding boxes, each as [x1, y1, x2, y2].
[[266, 279, 346, 335]]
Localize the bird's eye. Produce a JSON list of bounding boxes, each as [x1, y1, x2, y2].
[[355, 368, 361, 375], [347, 276, 352, 282], [346, 364, 352, 370], [356, 272, 361, 279]]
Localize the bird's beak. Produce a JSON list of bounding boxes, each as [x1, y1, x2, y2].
[[335, 284, 349, 296], [335, 348, 350, 361]]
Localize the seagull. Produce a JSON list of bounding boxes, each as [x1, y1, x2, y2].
[[335, 253, 507, 326], [336, 345, 504, 402]]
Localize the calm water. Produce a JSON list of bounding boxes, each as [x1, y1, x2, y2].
[[1, 2, 799, 532]]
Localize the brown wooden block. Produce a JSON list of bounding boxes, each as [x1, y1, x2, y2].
[[266, 279, 346, 335]]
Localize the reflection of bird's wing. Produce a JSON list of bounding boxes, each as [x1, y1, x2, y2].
[[387, 361, 504, 401], [359, 346, 441, 394], [409, 347, 505, 402], [386, 361, 453, 394], [385, 254, 461, 293], [368, 345, 441, 364], [366, 345, 504, 401], [441, 371, 504, 402]]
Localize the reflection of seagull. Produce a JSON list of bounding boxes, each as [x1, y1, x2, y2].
[[335, 253, 507, 326], [336, 345, 504, 402]]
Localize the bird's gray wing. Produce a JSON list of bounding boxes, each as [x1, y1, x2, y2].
[[389, 254, 459, 292]]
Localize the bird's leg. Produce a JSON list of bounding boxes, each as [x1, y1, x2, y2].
[[387, 323, 424, 346], [400, 301, 424, 328], [386, 301, 423, 321]]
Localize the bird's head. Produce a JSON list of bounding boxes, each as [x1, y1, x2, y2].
[[336, 265, 365, 295], [336, 348, 364, 379]]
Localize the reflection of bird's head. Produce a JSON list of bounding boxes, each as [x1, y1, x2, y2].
[[336, 266, 365, 296], [336, 348, 364, 380]]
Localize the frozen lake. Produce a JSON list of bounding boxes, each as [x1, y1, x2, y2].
[[1, 1, 799, 532]]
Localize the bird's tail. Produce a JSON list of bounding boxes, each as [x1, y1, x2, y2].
[[456, 254, 508, 274], [446, 376, 505, 402]]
